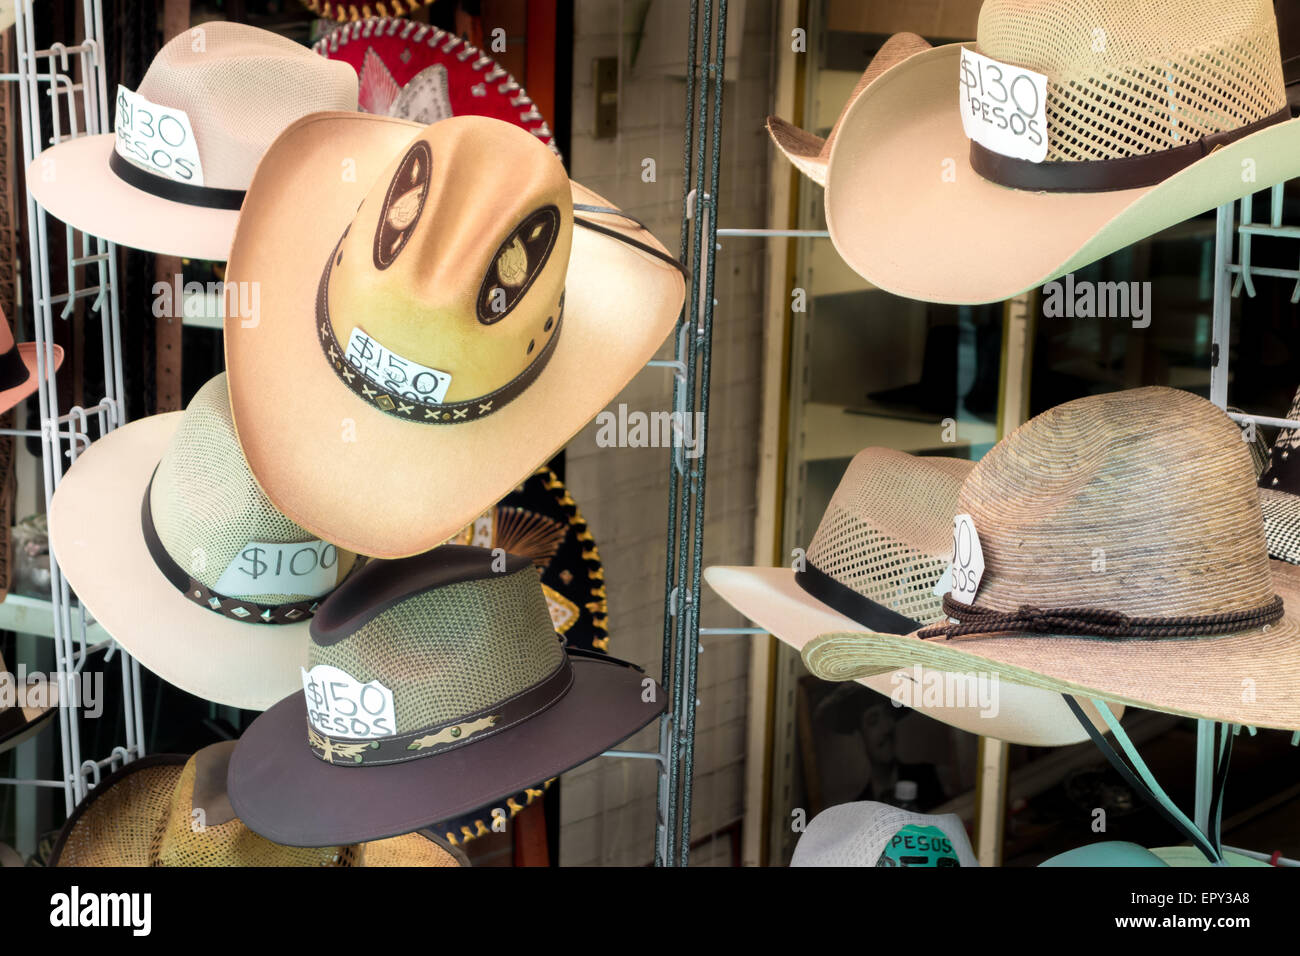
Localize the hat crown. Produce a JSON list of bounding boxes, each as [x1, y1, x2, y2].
[[960, 386, 1273, 617], [133, 21, 358, 190], [976, 0, 1285, 162], [324, 116, 572, 405]]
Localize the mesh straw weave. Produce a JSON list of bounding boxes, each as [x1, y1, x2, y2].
[[806, 449, 973, 625], [149, 373, 355, 604], [310, 564, 563, 732], [136, 21, 357, 190], [977, 0, 1287, 162]]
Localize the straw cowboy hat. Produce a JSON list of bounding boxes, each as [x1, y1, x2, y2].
[[705, 446, 1119, 746], [804, 387, 1300, 730], [820, 0, 1300, 304], [0, 649, 56, 756], [1257, 383, 1300, 563], [228, 545, 665, 846], [316, 16, 557, 153], [29, 22, 357, 261], [0, 307, 61, 415], [223, 113, 684, 558], [49, 742, 466, 866], [48, 373, 357, 711], [790, 801, 978, 867]]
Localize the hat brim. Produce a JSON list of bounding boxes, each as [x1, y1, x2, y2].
[[29, 135, 239, 261], [0, 698, 57, 757], [228, 653, 665, 846], [824, 43, 1300, 305], [48, 413, 312, 711], [224, 112, 686, 558], [803, 559, 1300, 730], [0, 343, 63, 415], [704, 565, 1119, 746], [48, 754, 465, 866]]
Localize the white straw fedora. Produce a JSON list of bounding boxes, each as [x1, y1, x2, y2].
[[28, 21, 357, 261], [790, 801, 978, 867], [822, 0, 1300, 304], [705, 447, 1118, 746], [48, 373, 357, 710], [804, 387, 1300, 730]]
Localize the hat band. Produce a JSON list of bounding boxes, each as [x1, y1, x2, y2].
[[969, 106, 1290, 193], [794, 560, 921, 634], [0, 342, 29, 392], [316, 239, 564, 425], [140, 472, 323, 625], [108, 150, 246, 211], [918, 591, 1285, 640], [306, 653, 575, 767]]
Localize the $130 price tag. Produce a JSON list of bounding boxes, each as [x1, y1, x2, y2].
[[212, 540, 340, 599], [114, 86, 206, 185], [301, 664, 396, 739], [949, 513, 985, 603], [958, 47, 1048, 163]]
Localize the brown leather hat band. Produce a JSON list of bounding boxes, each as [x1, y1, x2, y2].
[[969, 106, 1290, 193], [306, 654, 575, 767], [316, 235, 564, 425]]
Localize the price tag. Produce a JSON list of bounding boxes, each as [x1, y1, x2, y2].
[[876, 825, 962, 868], [212, 540, 340, 599], [958, 47, 1048, 163], [948, 514, 985, 603], [114, 86, 205, 185], [301, 664, 396, 740], [932, 565, 954, 598], [344, 326, 452, 404]]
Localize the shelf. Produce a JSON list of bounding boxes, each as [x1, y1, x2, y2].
[[0, 593, 108, 644]]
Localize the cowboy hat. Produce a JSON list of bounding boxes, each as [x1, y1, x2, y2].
[[316, 16, 557, 153], [48, 373, 358, 711], [0, 307, 61, 415], [222, 112, 684, 558], [1256, 383, 1300, 563], [49, 742, 466, 866], [790, 801, 978, 867], [803, 387, 1300, 730], [705, 447, 1119, 746], [228, 544, 665, 846], [28, 21, 357, 261], [822, 0, 1300, 304], [0, 649, 57, 756]]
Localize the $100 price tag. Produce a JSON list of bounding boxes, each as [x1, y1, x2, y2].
[[345, 327, 452, 404], [212, 540, 340, 599], [949, 513, 985, 604], [958, 47, 1048, 163], [114, 86, 206, 185], [301, 664, 396, 739]]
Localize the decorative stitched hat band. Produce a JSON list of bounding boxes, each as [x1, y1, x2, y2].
[[140, 471, 324, 625], [108, 150, 246, 210], [305, 653, 575, 767], [918, 591, 1285, 640]]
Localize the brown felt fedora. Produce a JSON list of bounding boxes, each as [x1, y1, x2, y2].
[[228, 544, 665, 846]]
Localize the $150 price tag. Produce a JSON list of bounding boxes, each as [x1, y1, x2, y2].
[[301, 664, 396, 739], [958, 47, 1048, 163], [114, 86, 206, 185], [949, 513, 985, 603], [345, 327, 452, 404], [212, 540, 340, 599]]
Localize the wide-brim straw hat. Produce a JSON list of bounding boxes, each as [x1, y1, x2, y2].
[[223, 113, 684, 558], [706, 447, 1118, 746], [49, 743, 466, 866], [804, 387, 1300, 730], [822, 0, 1300, 304], [0, 650, 57, 756]]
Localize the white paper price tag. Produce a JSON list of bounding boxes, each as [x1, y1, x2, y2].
[[213, 540, 340, 599], [345, 326, 452, 404], [113, 86, 205, 185], [302, 664, 396, 739], [932, 564, 954, 598], [958, 47, 1048, 163], [949, 513, 985, 603]]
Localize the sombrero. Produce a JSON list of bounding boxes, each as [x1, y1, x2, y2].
[[0, 649, 57, 756], [28, 22, 357, 261], [301, 0, 430, 21], [49, 742, 466, 866], [0, 307, 61, 415], [804, 387, 1300, 730], [706, 447, 1119, 746], [822, 0, 1300, 304], [48, 373, 358, 711], [223, 113, 685, 558], [315, 16, 557, 153]]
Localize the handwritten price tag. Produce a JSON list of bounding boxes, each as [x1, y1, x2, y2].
[[113, 86, 205, 185], [958, 47, 1048, 163], [212, 540, 340, 599], [345, 327, 452, 404], [949, 513, 985, 603], [301, 664, 396, 739]]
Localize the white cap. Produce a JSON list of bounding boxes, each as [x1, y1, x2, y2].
[[791, 801, 978, 867]]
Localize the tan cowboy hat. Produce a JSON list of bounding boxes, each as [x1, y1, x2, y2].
[[48, 373, 358, 711], [804, 387, 1300, 730], [29, 21, 357, 261], [766, 32, 932, 187], [705, 447, 1119, 746], [49, 742, 466, 866], [223, 113, 685, 558], [822, 0, 1300, 304], [0, 649, 57, 756]]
